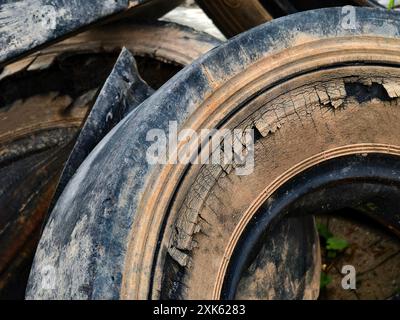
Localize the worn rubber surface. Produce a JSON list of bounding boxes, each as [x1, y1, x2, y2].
[[0, 0, 183, 67], [196, 0, 384, 37], [27, 8, 400, 300], [48, 48, 154, 219], [0, 48, 110, 300], [0, 21, 219, 299]]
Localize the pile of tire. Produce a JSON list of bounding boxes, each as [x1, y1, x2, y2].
[[1, 0, 399, 300]]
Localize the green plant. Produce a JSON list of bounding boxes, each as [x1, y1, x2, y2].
[[326, 237, 349, 251], [388, 0, 396, 10], [320, 272, 332, 289], [317, 223, 350, 252], [317, 223, 333, 240], [317, 223, 351, 289]]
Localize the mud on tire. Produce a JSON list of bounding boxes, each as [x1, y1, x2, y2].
[[27, 8, 400, 299]]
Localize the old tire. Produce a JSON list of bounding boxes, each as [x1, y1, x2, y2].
[[27, 8, 400, 300], [0, 21, 219, 299]]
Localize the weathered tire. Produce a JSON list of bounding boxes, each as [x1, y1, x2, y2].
[[196, 0, 383, 37], [0, 21, 219, 299], [27, 8, 400, 300], [0, 0, 184, 66]]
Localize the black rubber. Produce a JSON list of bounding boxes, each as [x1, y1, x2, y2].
[[0, 0, 183, 66], [223, 153, 400, 299], [26, 8, 400, 300]]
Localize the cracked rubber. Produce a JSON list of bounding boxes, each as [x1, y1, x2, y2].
[[26, 8, 400, 300], [0, 21, 219, 299]]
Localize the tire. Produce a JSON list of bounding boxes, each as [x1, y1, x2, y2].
[[196, 0, 383, 37], [0, 0, 184, 66], [0, 21, 219, 299], [27, 8, 400, 300]]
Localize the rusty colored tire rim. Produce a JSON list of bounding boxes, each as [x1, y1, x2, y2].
[[26, 8, 400, 300], [218, 148, 400, 299]]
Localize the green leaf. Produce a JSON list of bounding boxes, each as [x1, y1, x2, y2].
[[388, 0, 395, 10], [320, 272, 332, 289], [327, 250, 337, 259], [317, 223, 333, 240], [326, 237, 349, 251]]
